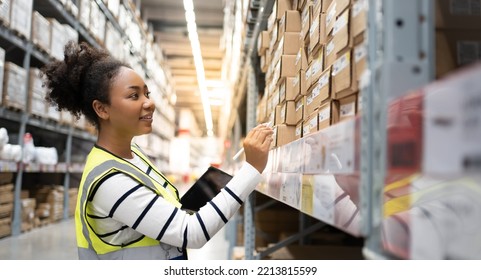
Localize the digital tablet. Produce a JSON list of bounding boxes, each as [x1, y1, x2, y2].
[[180, 166, 233, 212]]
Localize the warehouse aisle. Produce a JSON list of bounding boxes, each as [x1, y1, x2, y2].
[[0, 218, 230, 260]]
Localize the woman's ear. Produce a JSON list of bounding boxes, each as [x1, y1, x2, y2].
[[92, 100, 109, 120]]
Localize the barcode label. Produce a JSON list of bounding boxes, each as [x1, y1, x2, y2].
[[332, 52, 350, 76], [319, 107, 331, 121], [333, 12, 348, 35], [326, 41, 335, 56]]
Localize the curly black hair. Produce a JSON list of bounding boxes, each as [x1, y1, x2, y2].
[[41, 41, 129, 129]]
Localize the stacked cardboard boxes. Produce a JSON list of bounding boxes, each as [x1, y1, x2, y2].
[[0, 183, 14, 238], [435, 0, 481, 78], [258, 0, 366, 148]]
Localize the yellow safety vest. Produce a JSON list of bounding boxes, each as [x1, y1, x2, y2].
[[75, 144, 186, 260]]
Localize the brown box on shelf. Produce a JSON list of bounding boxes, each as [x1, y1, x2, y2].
[[257, 94, 268, 124], [333, 8, 351, 55], [324, 37, 336, 70], [0, 217, 11, 238], [32, 11, 51, 52], [295, 47, 308, 72], [335, 0, 351, 17], [351, 0, 367, 45], [436, 0, 481, 30], [354, 42, 367, 83], [276, 55, 298, 83], [338, 92, 358, 122], [278, 10, 301, 40], [3, 62, 27, 110], [309, 13, 327, 55], [318, 99, 340, 130], [305, 67, 331, 116], [303, 110, 319, 137], [325, 0, 337, 38], [309, 48, 325, 86], [0, 203, 13, 219], [280, 77, 299, 103], [0, 183, 13, 192], [258, 30, 270, 55], [436, 29, 481, 78], [46, 105, 61, 122], [275, 124, 297, 147], [322, 0, 335, 13], [272, 32, 302, 67], [332, 50, 358, 99], [0, 191, 14, 205], [278, 101, 297, 125], [300, 2, 312, 42], [276, 0, 294, 20], [295, 121, 303, 139], [295, 95, 305, 123]]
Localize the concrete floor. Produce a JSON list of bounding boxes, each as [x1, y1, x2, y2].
[[0, 218, 231, 260]]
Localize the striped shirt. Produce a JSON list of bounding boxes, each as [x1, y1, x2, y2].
[[87, 154, 261, 249]]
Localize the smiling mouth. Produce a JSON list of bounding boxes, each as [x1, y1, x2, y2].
[[140, 115, 153, 120]]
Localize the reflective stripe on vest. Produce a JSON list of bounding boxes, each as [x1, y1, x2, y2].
[[76, 145, 185, 260]]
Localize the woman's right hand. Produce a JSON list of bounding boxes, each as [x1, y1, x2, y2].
[[243, 124, 274, 173]]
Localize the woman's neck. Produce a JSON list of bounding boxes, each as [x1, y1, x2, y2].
[[96, 129, 133, 159]]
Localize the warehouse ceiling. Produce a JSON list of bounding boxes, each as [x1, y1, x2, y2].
[[140, 0, 226, 137]]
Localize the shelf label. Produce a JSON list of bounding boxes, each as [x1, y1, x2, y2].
[[325, 119, 356, 174], [280, 173, 302, 209]]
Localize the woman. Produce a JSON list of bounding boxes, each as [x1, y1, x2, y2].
[[42, 41, 273, 260]]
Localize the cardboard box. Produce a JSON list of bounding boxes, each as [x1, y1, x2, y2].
[[0, 0, 10, 26], [309, 13, 327, 55], [278, 10, 301, 39], [305, 67, 331, 116], [325, 37, 336, 69], [260, 51, 271, 73], [300, 2, 312, 42], [280, 77, 299, 102], [335, 0, 351, 17], [297, 70, 308, 97], [338, 93, 358, 122], [257, 94, 268, 123], [325, 0, 337, 37], [295, 47, 309, 72], [32, 11, 51, 52], [272, 32, 302, 67], [0, 47, 5, 106], [318, 100, 340, 130], [303, 111, 319, 136], [332, 50, 358, 99], [354, 42, 367, 82], [276, 55, 298, 84], [436, 0, 481, 29], [351, 0, 367, 44], [436, 29, 481, 78], [275, 124, 297, 147], [258, 30, 270, 55], [309, 48, 325, 85], [295, 95, 305, 123], [295, 121, 303, 139], [333, 9, 351, 55], [275, 101, 297, 125], [3, 62, 27, 110], [10, 0, 33, 39], [322, 0, 335, 13], [276, 0, 293, 20]]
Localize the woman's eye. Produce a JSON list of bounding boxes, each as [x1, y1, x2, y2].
[[130, 93, 139, 99], [145, 92, 151, 98]]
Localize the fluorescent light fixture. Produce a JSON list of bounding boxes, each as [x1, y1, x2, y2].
[[183, 0, 214, 136]]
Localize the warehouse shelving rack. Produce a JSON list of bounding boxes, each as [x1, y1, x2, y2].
[[230, 0, 436, 260], [0, 0, 176, 237]]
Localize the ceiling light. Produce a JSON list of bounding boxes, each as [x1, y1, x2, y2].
[[183, 0, 214, 136]]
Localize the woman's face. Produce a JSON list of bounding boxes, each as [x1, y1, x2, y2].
[[106, 67, 155, 137]]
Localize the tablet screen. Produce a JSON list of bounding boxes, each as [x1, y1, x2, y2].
[[180, 166, 233, 212]]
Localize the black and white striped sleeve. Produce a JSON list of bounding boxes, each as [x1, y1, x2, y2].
[[90, 162, 262, 249]]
